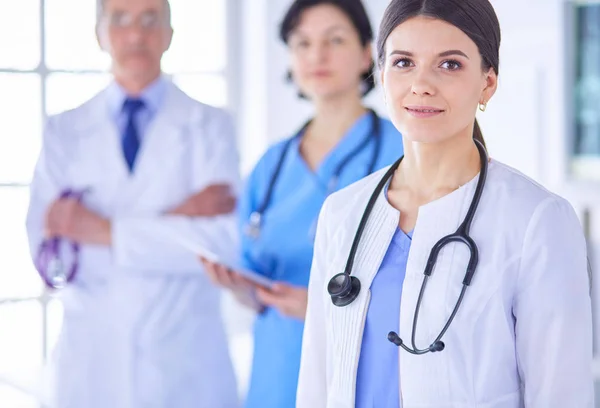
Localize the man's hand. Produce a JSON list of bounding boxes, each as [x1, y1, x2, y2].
[[168, 184, 236, 217], [45, 198, 111, 246]]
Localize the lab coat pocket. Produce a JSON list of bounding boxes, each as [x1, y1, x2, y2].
[[401, 388, 521, 408], [427, 240, 509, 332], [426, 244, 520, 405], [447, 242, 517, 330]]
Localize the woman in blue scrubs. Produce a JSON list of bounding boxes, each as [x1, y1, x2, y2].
[[203, 1, 404, 407]]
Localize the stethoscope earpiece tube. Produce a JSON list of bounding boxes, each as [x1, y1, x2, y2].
[[387, 331, 445, 353], [247, 110, 383, 240], [430, 341, 445, 352]]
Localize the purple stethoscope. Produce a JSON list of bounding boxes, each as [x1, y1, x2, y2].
[[34, 189, 86, 289]]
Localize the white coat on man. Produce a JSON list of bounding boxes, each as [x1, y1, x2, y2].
[[26, 77, 240, 408]]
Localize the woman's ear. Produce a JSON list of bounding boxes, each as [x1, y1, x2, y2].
[[380, 69, 387, 104], [481, 67, 498, 104]]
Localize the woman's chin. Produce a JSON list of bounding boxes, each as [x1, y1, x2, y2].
[[399, 130, 449, 145]]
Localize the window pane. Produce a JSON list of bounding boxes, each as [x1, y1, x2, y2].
[[0, 188, 43, 300], [0, 384, 40, 408], [45, 0, 110, 70], [172, 74, 227, 107], [0, 74, 42, 184], [572, 4, 600, 179], [0, 0, 40, 69], [162, 0, 227, 73], [46, 73, 112, 116], [0, 301, 43, 408]]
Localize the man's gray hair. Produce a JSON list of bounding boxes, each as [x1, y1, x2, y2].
[[96, 0, 172, 26]]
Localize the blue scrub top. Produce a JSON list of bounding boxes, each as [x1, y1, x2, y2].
[[355, 227, 411, 408], [238, 111, 404, 408]]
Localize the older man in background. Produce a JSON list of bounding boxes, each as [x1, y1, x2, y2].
[[26, 0, 240, 406]]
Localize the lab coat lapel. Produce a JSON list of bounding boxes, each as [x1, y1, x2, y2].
[[68, 93, 129, 214], [399, 177, 480, 403], [329, 187, 399, 403], [118, 83, 188, 207], [352, 189, 400, 287]]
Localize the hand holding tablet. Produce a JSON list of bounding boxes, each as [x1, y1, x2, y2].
[[166, 228, 274, 289], [199, 256, 274, 290]]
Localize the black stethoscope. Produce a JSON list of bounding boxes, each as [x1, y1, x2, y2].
[[245, 109, 383, 239], [327, 139, 488, 355]]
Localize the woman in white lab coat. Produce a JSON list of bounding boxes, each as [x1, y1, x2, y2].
[[296, 0, 595, 407]]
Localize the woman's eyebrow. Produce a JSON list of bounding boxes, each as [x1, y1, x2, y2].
[[388, 49, 470, 59]]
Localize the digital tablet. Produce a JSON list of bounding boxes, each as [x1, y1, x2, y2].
[[168, 231, 275, 289]]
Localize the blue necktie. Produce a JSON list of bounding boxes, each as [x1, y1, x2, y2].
[[122, 98, 145, 172]]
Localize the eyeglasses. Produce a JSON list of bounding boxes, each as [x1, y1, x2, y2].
[[103, 11, 169, 31]]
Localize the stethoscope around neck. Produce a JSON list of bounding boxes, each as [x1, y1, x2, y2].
[[244, 109, 382, 239], [327, 139, 489, 355]]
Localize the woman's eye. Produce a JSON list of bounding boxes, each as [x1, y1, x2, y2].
[[394, 58, 413, 68], [330, 37, 344, 45], [440, 60, 462, 71]]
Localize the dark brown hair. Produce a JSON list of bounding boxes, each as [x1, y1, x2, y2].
[[377, 0, 501, 147]]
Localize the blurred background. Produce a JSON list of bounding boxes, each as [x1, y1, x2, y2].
[[0, 0, 599, 406]]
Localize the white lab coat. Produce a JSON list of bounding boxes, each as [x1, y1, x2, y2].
[[297, 160, 594, 407], [26, 81, 240, 408]]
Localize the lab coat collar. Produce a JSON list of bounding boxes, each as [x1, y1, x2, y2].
[[353, 164, 483, 288], [105, 74, 167, 119], [74, 79, 188, 134], [66, 77, 183, 135], [69, 81, 193, 206]]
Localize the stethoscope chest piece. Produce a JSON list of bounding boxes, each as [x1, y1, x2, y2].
[[245, 212, 262, 239], [35, 188, 87, 289], [47, 257, 66, 289], [328, 272, 361, 307]]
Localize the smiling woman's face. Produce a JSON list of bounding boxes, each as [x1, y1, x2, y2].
[[380, 16, 497, 144]]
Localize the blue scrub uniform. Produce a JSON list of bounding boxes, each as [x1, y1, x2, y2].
[[239, 111, 404, 408], [355, 227, 411, 407]]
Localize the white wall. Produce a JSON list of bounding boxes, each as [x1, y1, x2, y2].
[[237, 0, 600, 351], [239, 0, 572, 182], [243, 0, 565, 179]]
